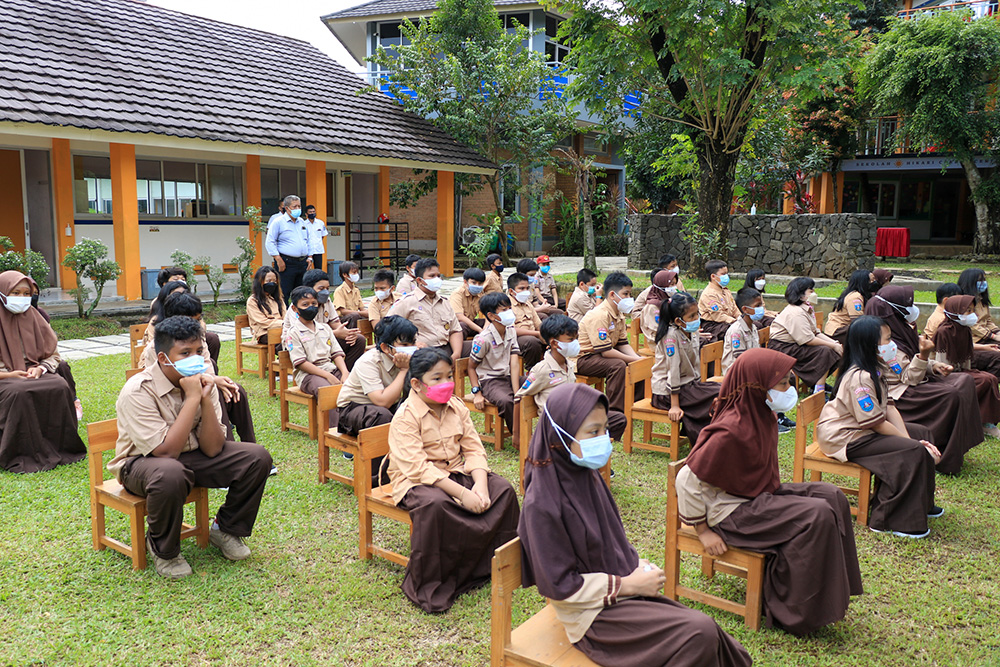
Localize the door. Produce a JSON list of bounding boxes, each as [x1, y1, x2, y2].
[[23, 150, 57, 285]]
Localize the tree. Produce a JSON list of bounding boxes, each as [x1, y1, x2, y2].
[[61, 238, 121, 318], [232, 236, 257, 301], [554, 147, 600, 271], [197, 256, 225, 307], [859, 11, 1000, 253], [367, 0, 573, 265], [0, 236, 50, 290], [170, 249, 197, 293], [559, 0, 855, 254], [621, 116, 684, 213]]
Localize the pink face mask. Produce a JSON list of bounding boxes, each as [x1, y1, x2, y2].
[[423, 381, 455, 404]]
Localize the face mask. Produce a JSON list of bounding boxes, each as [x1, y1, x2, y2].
[[497, 309, 516, 327], [747, 306, 765, 322], [754, 279, 766, 291], [672, 267, 681, 277], [392, 345, 418, 357], [164, 354, 207, 377], [297, 305, 319, 321], [557, 339, 581, 358], [587, 286, 596, 296], [514, 290, 533, 304], [665, 286, 678, 296], [949, 312, 979, 327], [316, 289, 330, 304], [493, 264, 504, 273], [540, 265, 550, 274], [422, 380, 455, 404], [467, 283, 483, 295], [806, 292, 819, 306], [717, 274, 730, 288], [30, 294, 39, 309], [978, 281, 989, 293], [544, 405, 613, 469], [681, 318, 700, 333], [765, 385, 798, 413], [877, 340, 898, 363], [347, 272, 361, 284], [422, 277, 443, 292], [2, 295, 31, 314], [614, 295, 635, 314], [289, 208, 302, 219], [307, 212, 316, 220], [905, 305, 920, 323], [262, 282, 278, 295], [528, 275, 538, 285], [375, 289, 391, 301]]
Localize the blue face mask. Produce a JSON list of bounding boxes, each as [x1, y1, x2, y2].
[[164, 354, 207, 377], [718, 274, 730, 288], [468, 283, 484, 295], [587, 286, 596, 296], [540, 265, 550, 274], [748, 306, 765, 322], [978, 280, 989, 293], [683, 318, 701, 333], [494, 264, 504, 273], [288, 208, 302, 219], [544, 406, 613, 470]]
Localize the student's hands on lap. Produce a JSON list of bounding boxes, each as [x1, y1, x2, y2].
[[472, 480, 490, 508], [1, 370, 29, 380], [324, 371, 342, 385], [26, 366, 45, 379], [621, 560, 666, 597], [214, 376, 240, 402], [461, 488, 489, 514], [934, 364, 954, 376], [920, 440, 942, 464], [696, 528, 728, 557], [668, 406, 684, 422]]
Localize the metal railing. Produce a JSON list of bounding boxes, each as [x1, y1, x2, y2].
[[897, 0, 994, 20], [856, 116, 935, 156], [347, 220, 410, 275]]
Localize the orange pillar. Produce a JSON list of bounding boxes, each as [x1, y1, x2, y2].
[[437, 170, 455, 277], [109, 143, 141, 300], [52, 139, 77, 288], [306, 160, 328, 268], [817, 172, 835, 214], [246, 155, 263, 267], [835, 172, 845, 214], [378, 165, 391, 266], [782, 183, 795, 214]]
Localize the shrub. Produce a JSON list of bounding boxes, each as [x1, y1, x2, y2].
[[61, 238, 122, 318]]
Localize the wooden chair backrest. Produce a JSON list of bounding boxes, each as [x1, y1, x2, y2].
[[358, 318, 374, 345], [699, 341, 723, 380], [625, 355, 654, 389], [125, 368, 142, 379], [268, 326, 282, 346], [87, 419, 119, 489], [454, 357, 469, 396], [317, 384, 342, 413], [235, 313, 250, 334], [356, 423, 392, 493], [815, 310, 825, 330], [278, 351, 294, 388], [758, 326, 770, 347], [491, 537, 524, 666], [666, 458, 686, 535], [629, 317, 642, 349], [794, 392, 826, 451], [129, 323, 148, 368]]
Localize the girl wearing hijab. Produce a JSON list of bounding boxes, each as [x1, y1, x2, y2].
[[246, 266, 285, 344], [741, 269, 778, 327], [867, 287, 989, 471], [824, 269, 874, 346], [817, 316, 941, 538], [0, 270, 86, 473], [386, 347, 519, 613], [932, 295, 1000, 430], [639, 270, 677, 342], [956, 268, 1000, 378], [28, 280, 82, 418], [767, 277, 842, 394], [518, 382, 751, 667], [679, 348, 863, 635], [652, 293, 721, 447], [871, 268, 893, 293]]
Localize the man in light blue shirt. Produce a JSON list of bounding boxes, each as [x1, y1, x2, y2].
[[265, 194, 312, 302]]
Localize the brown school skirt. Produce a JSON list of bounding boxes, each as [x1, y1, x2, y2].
[[829, 324, 850, 348], [959, 368, 1000, 423], [700, 319, 730, 344], [973, 348, 1000, 380], [652, 381, 720, 448], [713, 482, 863, 636], [0, 375, 85, 473], [766, 338, 840, 387], [398, 471, 519, 613], [576, 596, 752, 667], [895, 374, 983, 475]]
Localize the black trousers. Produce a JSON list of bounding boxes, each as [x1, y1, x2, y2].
[[276, 255, 309, 304]]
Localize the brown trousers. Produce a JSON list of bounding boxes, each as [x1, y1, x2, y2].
[[517, 335, 545, 370], [577, 345, 634, 412], [300, 369, 343, 429], [119, 441, 272, 559], [220, 382, 256, 443], [337, 313, 367, 371], [480, 376, 516, 433]]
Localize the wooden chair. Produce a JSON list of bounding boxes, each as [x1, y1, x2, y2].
[[129, 323, 147, 370], [278, 350, 319, 441], [87, 419, 209, 571], [793, 392, 872, 526], [358, 318, 375, 346], [455, 357, 507, 452], [318, 384, 384, 487], [235, 314, 267, 378], [629, 317, 654, 357], [757, 325, 770, 347], [664, 459, 764, 629], [699, 340, 724, 382], [490, 537, 600, 667], [266, 326, 285, 397], [125, 368, 142, 380], [622, 357, 686, 459], [355, 423, 412, 565], [815, 310, 825, 330]]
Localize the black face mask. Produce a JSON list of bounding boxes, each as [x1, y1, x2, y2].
[[316, 289, 330, 304], [262, 282, 279, 295], [307, 213, 316, 220], [31, 294, 39, 308], [297, 305, 319, 321]]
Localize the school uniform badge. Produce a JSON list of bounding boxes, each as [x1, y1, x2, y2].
[[549, 372, 564, 385], [711, 303, 720, 312], [890, 363, 902, 374], [856, 389, 874, 412], [471, 340, 483, 355], [854, 303, 863, 312], [597, 328, 608, 341], [522, 373, 534, 389], [732, 336, 741, 350], [655, 314, 660, 323], [665, 338, 676, 357]]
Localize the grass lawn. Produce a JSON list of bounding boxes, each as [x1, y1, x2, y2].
[[2, 342, 1000, 665]]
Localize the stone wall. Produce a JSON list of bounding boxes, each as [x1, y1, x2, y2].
[[627, 213, 877, 279]]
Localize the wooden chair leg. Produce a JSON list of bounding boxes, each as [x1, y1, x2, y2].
[[701, 555, 715, 579], [308, 401, 319, 441], [744, 557, 765, 630], [319, 438, 330, 484], [130, 506, 147, 571], [643, 420, 653, 445], [623, 415, 634, 453], [663, 531, 680, 600], [236, 345, 245, 376], [358, 494, 373, 560], [670, 420, 680, 460], [91, 495, 105, 551], [257, 348, 267, 379], [195, 488, 210, 548], [280, 395, 290, 432], [857, 470, 872, 527]]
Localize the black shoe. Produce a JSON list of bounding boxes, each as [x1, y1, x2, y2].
[[609, 468, 616, 479], [268, 465, 278, 476], [777, 413, 796, 429], [825, 387, 835, 402], [928, 505, 945, 518], [777, 423, 790, 434], [343, 452, 354, 461]]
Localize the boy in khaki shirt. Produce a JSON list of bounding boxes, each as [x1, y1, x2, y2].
[[449, 267, 486, 337], [508, 272, 546, 369], [534, 254, 564, 309], [285, 269, 365, 371], [698, 259, 741, 343], [333, 261, 367, 326], [516, 258, 560, 316], [577, 272, 642, 412], [483, 253, 505, 294], [469, 292, 521, 436], [567, 268, 603, 322], [387, 258, 465, 359], [722, 287, 764, 375], [367, 269, 397, 327], [394, 254, 421, 299], [111, 316, 272, 579]]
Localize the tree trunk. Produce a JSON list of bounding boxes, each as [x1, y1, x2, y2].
[[831, 160, 841, 214], [695, 141, 742, 261], [486, 175, 511, 265], [962, 159, 998, 254], [581, 201, 597, 272]]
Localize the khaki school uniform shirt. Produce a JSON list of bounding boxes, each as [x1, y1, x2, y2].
[[536, 272, 556, 299], [246, 295, 285, 341], [639, 302, 661, 341], [883, 351, 936, 401], [108, 361, 224, 477], [367, 294, 395, 326], [387, 290, 462, 348], [824, 291, 864, 335], [922, 305, 946, 338], [387, 394, 490, 504], [699, 282, 739, 324], [470, 324, 519, 382], [653, 325, 699, 395], [511, 298, 542, 331], [395, 272, 417, 299], [333, 282, 364, 315], [550, 573, 629, 644], [483, 270, 504, 294], [567, 287, 598, 322], [282, 302, 340, 337], [515, 350, 576, 412], [770, 303, 820, 345], [578, 298, 626, 357], [449, 287, 482, 321], [675, 465, 749, 528], [337, 347, 401, 408], [816, 367, 890, 461], [971, 301, 999, 343], [722, 317, 759, 374], [631, 285, 652, 317], [283, 315, 345, 387]]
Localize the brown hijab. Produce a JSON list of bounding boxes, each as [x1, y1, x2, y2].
[[645, 270, 678, 309], [934, 294, 975, 366], [518, 383, 638, 599], [865, 285, 920, 359], [685, 348, 797, 498], [0, 271, 59, 372], [872, 269, 893, 288]]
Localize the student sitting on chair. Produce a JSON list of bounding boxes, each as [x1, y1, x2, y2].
[[740, 269, 779, 327], [29, 280, 82, 419], [567, 268, 602, 323], [394, 254, 421, 299], [110, 316, 272, 579], [0, 270, 86, 473], [722, 287, 764, 375], [148, 265, 189, 318], [246, 266, 284, 344], [921, 282, 961, 340], [507, 272, 547, 369], [291, 269, 365, 371], [697, 259, 740, 344], [767, 277, 842, 395], [518, 383, 752, 667], [817, 316, 941, 539], [285, 286, 349, 429], [677, 348, 863, 636], [469, 292, 521, 439], [638, 269, 677, 341], [449, 267, 486, 338], [634, 254, 685, 315], [534, 255, 564, 309], [367, 269, 397, 327], [516, 258, 559, 316], [652, 292, 721, 447], [482, 253, 505, 294], [388, 258, 465, 359], [332, 261, 367, 330], [387, 347, 520, 613], [149, 267, 222, 363], [824, 269, 874, 347], [516, 314, 628, 441], [956, 267, 1000, 379]]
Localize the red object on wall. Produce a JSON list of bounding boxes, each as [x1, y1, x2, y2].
[[875, 227, 910, 258]]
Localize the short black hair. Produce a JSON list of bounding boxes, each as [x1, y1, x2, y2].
[[415, 257, 439, 279], [540, 313, 578, 343], [305, 204, 316, 211], [405, 254, 421, 269], [289, 286, 317, 307], [486, 253, 501, 267], [339, 261, 358, 277], [603, 271, 632, 294], [936, 282, 962, 304], [705, 259, 728, 276], [516, 258, 539, 274], [785, 277, 815, 305], [649, 267, 663, 283], [576, 268, 597, 286], [153, 316, 203, 354], [372, 269, 395, 287], [507, 272, 530, 290], [479, 291, 511, 316], [658, 254, 677, 268], [375, 315, 417, 348], [463, 267, 486, 283], [156, 266, 187, 287], [302, 269, 329, 288], [735, 287, 761, 310], [163, 291, 203, 319]]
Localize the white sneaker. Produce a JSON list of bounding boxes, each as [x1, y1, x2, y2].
[[985, 424, 1000, 438], [146, 536, 192, 579], [210, 523, 251, 561], [870, 526, 930, 539]]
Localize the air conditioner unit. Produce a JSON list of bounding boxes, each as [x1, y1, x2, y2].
[[461, 226, 482, 245]]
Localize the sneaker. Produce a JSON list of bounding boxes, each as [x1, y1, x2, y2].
[[343, 451, 354, 461], [146, 536, 192, 579], [985, 424, 1000, 438], [928, 505, 945, 518], [777, 423, 791, 434], [269, 465, 278, 476], [609, 468, 616, 479], [210, 523, 251, 561], [777, 414, 796, 429], [870, 526, 931, 539], [74, 399, 83, 420]]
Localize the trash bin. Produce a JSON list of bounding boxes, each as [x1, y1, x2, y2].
[[141, 269, 160, 300], [327, 260, 343, 286]]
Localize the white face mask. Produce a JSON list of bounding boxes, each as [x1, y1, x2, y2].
[[614, 294, 635, 314], [557, 339, 581, 358], [949, 312, 979, 327], [347, 272, 361, 283], [514, 290, 533, 304], [754, 279, 766, 291], [877, 341, 898, 364], [665, 286, 678, 296], [393, 345, 418, 357], [806, 291, 819, 306], [497, 309, 516, 327], [2, 295, 31, 314], [375, 289, 390, 301], [765, 385, 798, 413], [422, 276, 443, 292], [905, 305, 920, 323]]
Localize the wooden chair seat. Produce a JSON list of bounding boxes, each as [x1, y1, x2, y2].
[[355, 424, 413, 567], [235, 314, 268, 379], [623, 358, 687, 460], [455, 357, 507, 452], [279, 350, 319, 440]]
